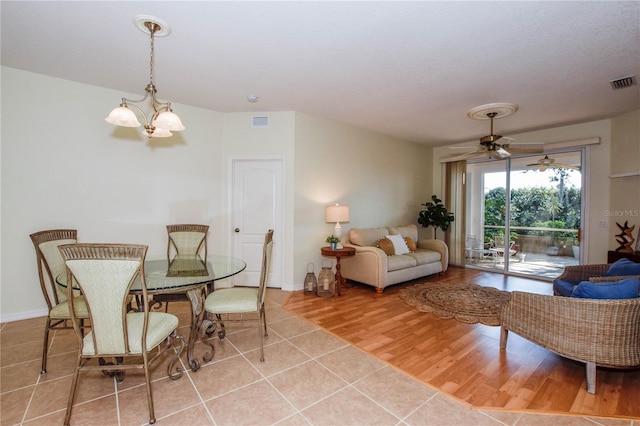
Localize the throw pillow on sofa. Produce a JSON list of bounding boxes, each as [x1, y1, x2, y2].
[[570, 277, 640, 299], [377, 238, 395, 256], [403, 236, 417, 252], [606, 258, 640, 277], [386, 234, 411, 255]]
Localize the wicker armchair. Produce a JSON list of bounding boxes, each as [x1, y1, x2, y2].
[[500, 291, 640, 394], [553, 263, 640, 296]]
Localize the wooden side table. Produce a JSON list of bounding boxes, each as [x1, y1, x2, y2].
[[320, 246, 356, 296]]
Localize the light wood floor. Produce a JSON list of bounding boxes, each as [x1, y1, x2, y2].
[[284, 266, 640, 420]]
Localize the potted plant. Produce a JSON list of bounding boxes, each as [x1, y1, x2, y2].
[[417, 195, 454, 239], [326, 235, 340, 250]]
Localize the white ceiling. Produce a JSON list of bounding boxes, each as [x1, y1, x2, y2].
[[2, 1, 639, 146]]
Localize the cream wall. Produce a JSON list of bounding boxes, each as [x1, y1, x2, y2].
[[293, 112, 433, 286], [0, 68, 301, 321], [609, 109, 640, 251], [432, 118, 619, 264], [0, 67, 433, 321], [0, 67, 224, 320]]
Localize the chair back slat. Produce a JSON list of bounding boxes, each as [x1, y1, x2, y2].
[[30, 229, 77, 307], [59, 244, 148, 355], [167, 224, 208, 259]]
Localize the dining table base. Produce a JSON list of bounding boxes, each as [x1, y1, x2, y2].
[[184, 286, 216, 371]]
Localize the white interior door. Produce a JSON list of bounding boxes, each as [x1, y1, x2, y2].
[[231, 159, 283, 287]]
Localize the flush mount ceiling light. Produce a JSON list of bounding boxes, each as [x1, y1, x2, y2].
[[105, 15, 185, 138]]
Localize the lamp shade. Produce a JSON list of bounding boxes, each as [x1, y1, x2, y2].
[[143, 128, 173, 138], [153, 110, 186, 131], [326, 204, 350, 223], [105, 106, 142, 127]]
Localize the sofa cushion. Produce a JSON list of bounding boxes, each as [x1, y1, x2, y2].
[[407, 249, 441, 266], [387, 254, 417, 272], [553, 279, 576, 297], [376, 238, 395, 256], [389, 224, 418, 242], [404, 236, 417, 252], [386, 234, 410, 255], [606, 258, 640, 277], [570, 277, 640, 299], [349, 227, 389, 247]]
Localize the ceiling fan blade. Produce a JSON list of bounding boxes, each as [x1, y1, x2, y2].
[[440, 149, 485, 163], [502, 142, 545, 150], [526, 162, 541, 167], [494, 147, 511, 158], [505, 147, 545, 154], [448, 146, 480, 150], [551, 163, 580, 171]]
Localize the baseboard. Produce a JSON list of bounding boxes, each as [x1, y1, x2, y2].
[[1, 308, 48, 324]]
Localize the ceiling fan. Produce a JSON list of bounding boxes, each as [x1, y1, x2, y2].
[[526, 155, 580, 171], [444, 103, 544, 162]]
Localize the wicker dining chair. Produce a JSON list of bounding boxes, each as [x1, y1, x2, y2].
[[150, 224, 210, 311], [204, 229, 274, 362], [29, 229, 89, 375], [59, 243, 184, 426], [500, 291, 640, 394]]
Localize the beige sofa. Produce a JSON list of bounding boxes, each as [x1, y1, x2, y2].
[[341, 224, 448, 293]]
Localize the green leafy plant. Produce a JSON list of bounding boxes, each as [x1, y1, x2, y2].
[[325, 235, 340, 243], [417, 195, 454, 239]]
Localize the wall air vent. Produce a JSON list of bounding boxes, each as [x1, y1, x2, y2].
[[609, 75, 636, 90], [252, 116, 269, 128]]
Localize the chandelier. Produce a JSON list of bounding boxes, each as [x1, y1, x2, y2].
[[105, 16, 185, 138]]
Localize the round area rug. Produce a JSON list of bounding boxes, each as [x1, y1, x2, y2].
[[399, 282, 511, 326]]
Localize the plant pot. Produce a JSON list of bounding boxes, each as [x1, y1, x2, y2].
[[329, 242, 338, 250], [572, 245, 580, 259]]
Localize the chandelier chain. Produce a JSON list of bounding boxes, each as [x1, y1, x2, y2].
[[148, 23, 155, 88], [105, 16, 184, 137]]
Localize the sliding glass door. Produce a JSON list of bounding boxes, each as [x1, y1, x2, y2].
[[464, 150, 583, 279]]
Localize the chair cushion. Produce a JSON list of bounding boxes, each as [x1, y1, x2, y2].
[[386, 234, 410, 255], [606, 258, 640, 277], [81, 312, 178, 355], [388, 224, 419, 242], [406, 249, 441, 266], [205, 287, 259, 314], [552, 279, 576, 297], [387, 255, 417, 272], [570, 277, 640, 299], [349, 227, 389, 247], [49, 296, 89, 319]]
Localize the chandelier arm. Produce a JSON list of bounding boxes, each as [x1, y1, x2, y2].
[[105, 16, 184, 136], [121, 99, 150, 125]]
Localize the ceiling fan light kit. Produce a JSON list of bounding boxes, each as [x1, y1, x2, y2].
[[442, 103, 547, 162]]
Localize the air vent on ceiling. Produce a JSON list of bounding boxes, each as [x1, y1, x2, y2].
[[609, 75, 636, 90], [252, 116, 269, 128]]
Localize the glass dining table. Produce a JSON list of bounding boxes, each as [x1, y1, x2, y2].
[[57, 254, 246, 372]]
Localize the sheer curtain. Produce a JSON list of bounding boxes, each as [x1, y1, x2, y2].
[[445, 161, 466, 266]]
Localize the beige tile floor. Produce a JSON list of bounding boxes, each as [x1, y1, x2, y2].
[[1, 289, 634, 425]]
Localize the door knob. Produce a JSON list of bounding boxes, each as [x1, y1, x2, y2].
[[234, 228, 240, 233]]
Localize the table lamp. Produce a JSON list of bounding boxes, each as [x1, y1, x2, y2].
[[325, 204, 350, 249]]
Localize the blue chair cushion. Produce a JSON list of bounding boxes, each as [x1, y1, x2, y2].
[[606, 258, 640, 277], [553, 279, 577, 297], [570, 277, 640, 299]]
